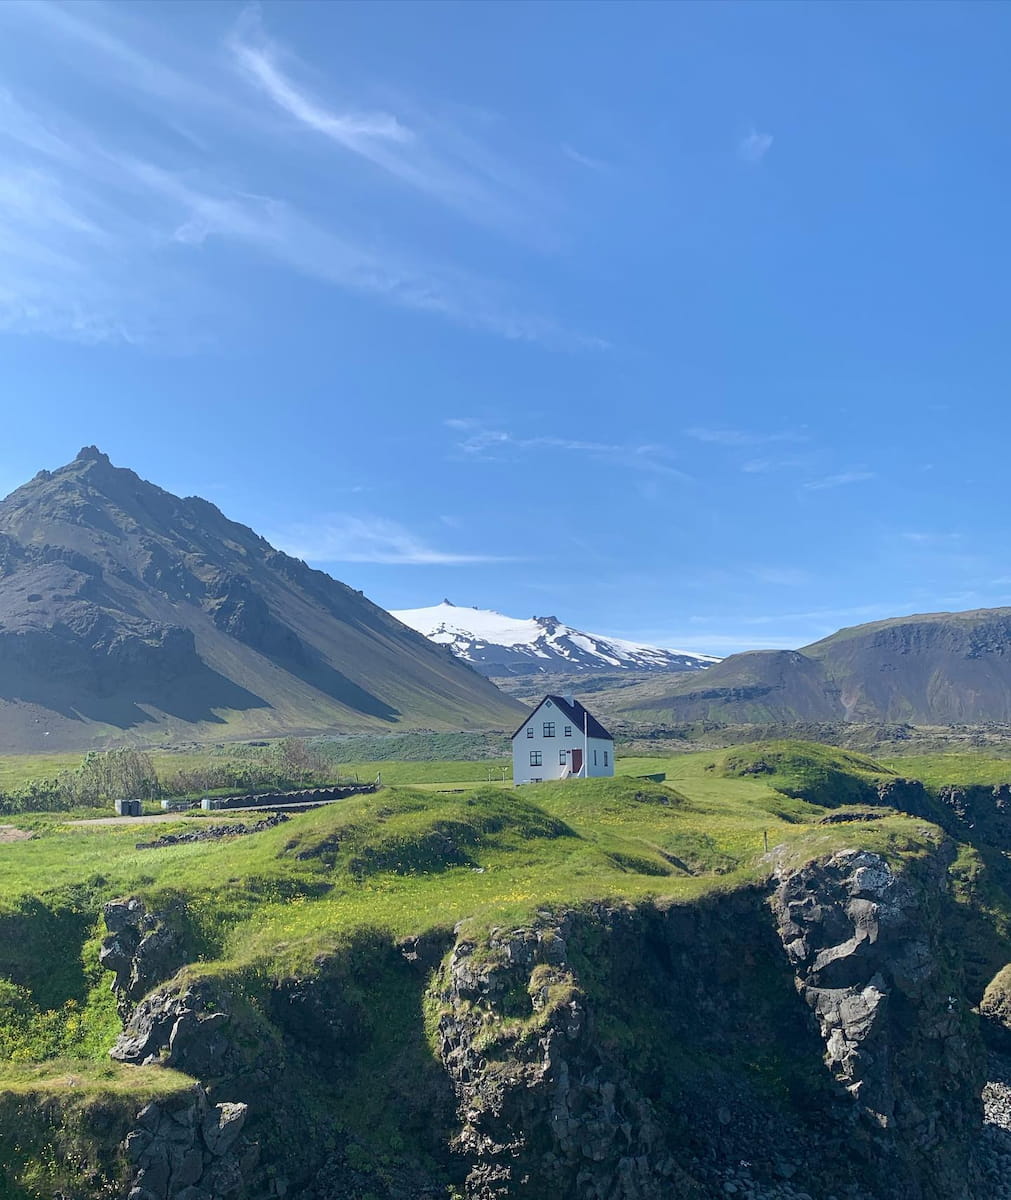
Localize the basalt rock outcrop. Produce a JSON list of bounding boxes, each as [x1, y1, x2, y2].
[[433, 919, 696, 1200], [110, 976, 277, 1086], [771, 847, 979, 1198], [100, 898, 188, 1020], [122, 1085, 256, 1200], [936, 783, 1011, 851], [980, 965, 1011, 1053], [429, 849, 982, 1200], [97, 848, 987, 1200]]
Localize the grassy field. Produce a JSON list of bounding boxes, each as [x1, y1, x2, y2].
[[624, 741, 1011, 794], [0, 737, 1004, 1052], [0, 748, 251, 792], [6, 736, 1011, 794], [878, 752, 1011, 787], [0, 757, 933, 974], [0, 749, 672, 802], [0, 1059, 193, 1098]]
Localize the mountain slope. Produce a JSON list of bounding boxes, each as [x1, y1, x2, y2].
[[609, 607, 1011, 725], [0, 449, 522, 752], [392, 600, 718, 677]]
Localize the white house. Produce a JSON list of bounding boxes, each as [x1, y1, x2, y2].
[[512, 695, 615, 785]]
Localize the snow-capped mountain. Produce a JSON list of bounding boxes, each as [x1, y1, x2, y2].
[[391, 601, 720, 678]]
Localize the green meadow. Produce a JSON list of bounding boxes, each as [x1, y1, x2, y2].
[[0, 735, 1007, 1076]]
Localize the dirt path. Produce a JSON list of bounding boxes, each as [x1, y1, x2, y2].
[[0, 824, 32, 842], [71, 811, 211, 827]]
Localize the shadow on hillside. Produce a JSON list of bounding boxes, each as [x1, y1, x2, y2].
[[277, 646, 400, 722], [208, 585, 401, 722], [267, 929, 462, 1194], [0, 899, 93, 1010], [0, 658, 271, 731]]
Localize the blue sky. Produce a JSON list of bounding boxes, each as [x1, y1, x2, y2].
[[2, 1, 1011, 655]]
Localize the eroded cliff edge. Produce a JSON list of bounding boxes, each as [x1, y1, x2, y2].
[[54, 835, 993, 1200]]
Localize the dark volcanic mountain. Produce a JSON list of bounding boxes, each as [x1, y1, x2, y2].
[[609, 608, 1011, 725], [0, 448, 522, 752]]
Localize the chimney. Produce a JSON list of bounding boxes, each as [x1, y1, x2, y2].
[[563, 694, 575, 706]]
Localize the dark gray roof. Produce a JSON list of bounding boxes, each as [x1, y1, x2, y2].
[[511, 695, 613, 741]]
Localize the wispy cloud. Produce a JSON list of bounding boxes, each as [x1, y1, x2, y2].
[[123, 160, 594, 345], [663, 599, 920, 653], [229, 26, 413, 149], [270, 514, 514, 565], [0, 4, 598, 347], [727, 601, 909, 628], [0, 154, 154, 343], [738, 128, 773, 164], [2, 0, 238, 119], [802, 471, 875, 492], [228, 9, 550, 239], [446, 418, 689, 479], [685, 426, 807, 447], [562, 143, 607, 171], [639, 631, 798, 653]]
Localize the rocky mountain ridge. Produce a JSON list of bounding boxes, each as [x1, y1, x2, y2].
[[609, 608, 1011, 726], [0, 448, 521, 751]]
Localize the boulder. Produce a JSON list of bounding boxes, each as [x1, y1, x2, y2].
[[202, 1103, 248, 1157]]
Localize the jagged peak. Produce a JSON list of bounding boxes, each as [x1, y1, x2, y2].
[[75, 445, 111, 465]]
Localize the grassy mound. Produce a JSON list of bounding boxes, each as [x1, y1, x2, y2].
[[281, 786, 577, 878], [720, 740, 894, 808]]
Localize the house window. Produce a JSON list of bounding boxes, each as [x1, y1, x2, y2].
[[604, 750, 609, 767], [531, 778, 542, 783], [593, 750, 598, 766], [543, 722, 555, 738], [564, 725, 572, 737], [527, 726, 534, 738], [559, 750, 567, 765], [530, 750, 542, 767]]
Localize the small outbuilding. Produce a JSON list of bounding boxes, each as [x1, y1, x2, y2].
[[512, 695, 614, 785]]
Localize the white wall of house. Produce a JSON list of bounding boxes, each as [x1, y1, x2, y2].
[[512, 699, 615, 784]]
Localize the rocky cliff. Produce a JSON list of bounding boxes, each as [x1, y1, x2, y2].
[[80, 844, 991, 1200], [7, 762, 1011, 1200]]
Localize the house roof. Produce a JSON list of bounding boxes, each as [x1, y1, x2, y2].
[[510, 695, 614, 742]]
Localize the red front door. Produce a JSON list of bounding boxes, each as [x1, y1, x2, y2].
[[570, 749, 583, 776]]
